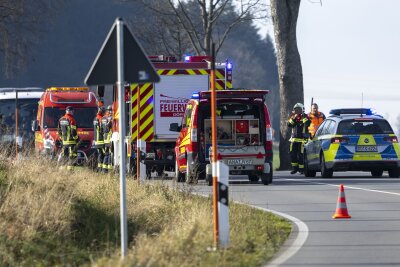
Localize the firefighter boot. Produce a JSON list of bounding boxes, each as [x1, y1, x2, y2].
[[290, 164, 299, 175]]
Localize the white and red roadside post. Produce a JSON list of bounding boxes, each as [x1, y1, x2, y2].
[[211, 43, 229, 248], [217, 161, 229, 247]]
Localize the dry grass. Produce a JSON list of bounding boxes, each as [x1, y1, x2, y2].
[[0, 153, 291, 266]]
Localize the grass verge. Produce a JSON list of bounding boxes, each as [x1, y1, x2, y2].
[[0, 155, 291, 266]]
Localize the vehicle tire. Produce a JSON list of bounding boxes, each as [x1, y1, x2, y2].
[[206, 174, 213, 186], [320, 153, 333, 178], [388, 168, 400, 178], [371, 170, 383, 177], [248, 174, 259, 183], [175, 161, 185, 182], [185, 160, 192, 183], [304, 153, 316, 178], [261, 170, 273, 185]]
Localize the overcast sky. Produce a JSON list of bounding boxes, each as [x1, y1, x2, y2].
[[259, 0, 400, 134]]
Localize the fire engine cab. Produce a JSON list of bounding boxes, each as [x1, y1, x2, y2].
[[33, 87, 98, 164]]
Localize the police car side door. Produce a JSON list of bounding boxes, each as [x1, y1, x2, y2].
[[308, 120, 329, 166], [314, 120, 334, 166]]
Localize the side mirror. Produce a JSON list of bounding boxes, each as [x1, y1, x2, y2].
[[169, 123, 181, 132], [31, 120, 40, 132]]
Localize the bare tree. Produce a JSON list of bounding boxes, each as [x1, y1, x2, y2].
[[0, 0, 62, 78], [270, 0, 303, 170], [127, 1, 193, 59], [134, 0, 268, 56]]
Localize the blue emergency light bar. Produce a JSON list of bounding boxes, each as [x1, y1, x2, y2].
[[191, 90, 268, 100], [329, 108, 378, 116], [191, 92, 200, 99], [226, 60, 233, 70]]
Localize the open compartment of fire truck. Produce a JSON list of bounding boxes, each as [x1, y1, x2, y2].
[[204, 118, 260, 146]]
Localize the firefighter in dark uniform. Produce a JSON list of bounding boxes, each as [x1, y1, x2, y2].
[[101, 105, 113, 172], [57, 106, 79, 170], [287, 103, 311, 174], [93, 106, 105, 172]]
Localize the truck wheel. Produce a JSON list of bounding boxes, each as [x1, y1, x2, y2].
[[206, 174, 213, 186], [261, 168, 273, 185], [185, 161, 194, 184], [175, 161, 185, 182]]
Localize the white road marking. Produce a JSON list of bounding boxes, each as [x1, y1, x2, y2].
[[193, 190, 309, 267], [255, 206, 309, 267], [281, 177, 400, 196]]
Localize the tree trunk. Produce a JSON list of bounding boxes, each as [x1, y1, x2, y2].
[[270, 0, 303, 170]]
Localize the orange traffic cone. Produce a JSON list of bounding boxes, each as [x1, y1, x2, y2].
[[332, 184, 351, 219]]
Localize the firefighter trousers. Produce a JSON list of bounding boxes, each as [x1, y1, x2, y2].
[[103, 145, 113, 173], [96, 147, 105, 172], [290, 141, 305, 172], [61, 145, 77, 170]]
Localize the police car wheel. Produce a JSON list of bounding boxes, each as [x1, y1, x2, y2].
[[320, 153, 333, 178], [388, 168, 400, 178], [304, 154, 316, 178], [371, 170, 383, 177]]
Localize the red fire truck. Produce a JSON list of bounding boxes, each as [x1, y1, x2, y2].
[[100, 55, 233, 177], [33, 87, 98, 164]]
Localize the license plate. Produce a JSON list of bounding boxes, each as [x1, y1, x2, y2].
[[227, 159, 253, 165], [356, 145, 378, 152]]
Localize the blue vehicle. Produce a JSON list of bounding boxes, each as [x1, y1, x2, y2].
[[304, 108, 400, 178]]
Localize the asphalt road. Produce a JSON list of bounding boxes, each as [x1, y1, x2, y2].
[[189, 171, 400, 267]]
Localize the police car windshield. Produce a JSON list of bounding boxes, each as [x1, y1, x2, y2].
[[0, 99, 38, 137], [337, 119, 394, 135], [44, 107, 97, 128]]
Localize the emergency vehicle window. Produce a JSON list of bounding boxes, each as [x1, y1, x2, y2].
[[326, 120, 336, 135], [314, 120, 327, 138], [0, 99, 38, 137], [44, 107, 98, 128], [337, 119, 394, 135], [182, 104, 192, 128], [320, 120, 332, 136]]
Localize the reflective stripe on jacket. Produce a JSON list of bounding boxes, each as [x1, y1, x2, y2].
[[57, 114, 78, 145], [94, 113, 104, 145], [287, 113, 311, 142], [102, 115, 112, 145]]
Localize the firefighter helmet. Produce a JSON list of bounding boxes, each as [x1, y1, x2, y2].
[[293, 103, 304, 110], [107, 105, 112, 111], [66, 106, 74, 112]]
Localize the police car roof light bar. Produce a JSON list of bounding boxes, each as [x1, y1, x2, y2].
[[329, 108, 378, 116]]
